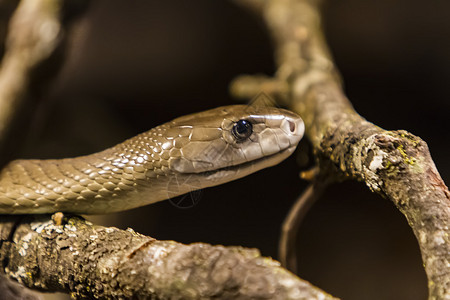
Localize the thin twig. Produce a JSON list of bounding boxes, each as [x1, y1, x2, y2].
[[279, 180, 326, 273]]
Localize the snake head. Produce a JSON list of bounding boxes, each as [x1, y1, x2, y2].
[[0, 105, 304, 214], [163, 105, 304, 184]]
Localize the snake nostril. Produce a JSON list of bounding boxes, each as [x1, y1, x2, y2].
[[288, 120, 296, 133]]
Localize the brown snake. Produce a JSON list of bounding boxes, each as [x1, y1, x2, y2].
[[0, 105, 304, 214]]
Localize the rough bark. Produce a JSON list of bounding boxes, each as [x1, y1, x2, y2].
[[231, 0, 450, 299], [0, 215, 336, 300]]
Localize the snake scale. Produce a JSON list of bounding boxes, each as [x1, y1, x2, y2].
[[0, 105, 304, 214]]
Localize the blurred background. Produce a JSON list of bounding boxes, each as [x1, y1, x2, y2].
[[5, 0, 448, 299]]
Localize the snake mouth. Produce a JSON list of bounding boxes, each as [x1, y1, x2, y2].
[[199, 145, 297, 183]]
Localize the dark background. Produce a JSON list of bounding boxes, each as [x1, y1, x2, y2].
[[12, 1, 448, 299]]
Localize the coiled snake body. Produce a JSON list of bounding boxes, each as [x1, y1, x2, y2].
[[0, 105, 304, 214]]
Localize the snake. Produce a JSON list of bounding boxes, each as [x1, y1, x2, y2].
[[0, 105, 304, 214]]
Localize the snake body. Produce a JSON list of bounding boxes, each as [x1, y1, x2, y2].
[[0, 105, 304, 214]]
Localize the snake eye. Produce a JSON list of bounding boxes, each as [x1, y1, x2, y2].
[[232, 119, 253, 142]]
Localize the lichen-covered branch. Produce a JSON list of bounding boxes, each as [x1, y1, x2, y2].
[[0, 215, 336, 299], [232, 0, 450, 299]]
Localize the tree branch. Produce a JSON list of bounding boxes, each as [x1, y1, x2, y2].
[[0, 215, 337, 299], [232, 0, 450, 299], [0, 0, 89, 164]]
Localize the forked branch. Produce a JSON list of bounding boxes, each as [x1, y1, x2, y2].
[[232, 0, 450, 299]]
